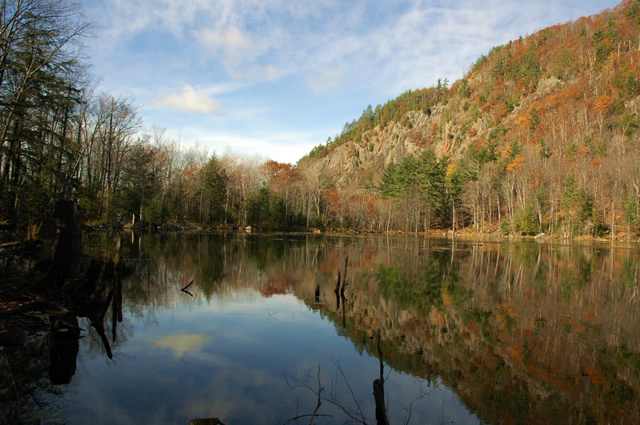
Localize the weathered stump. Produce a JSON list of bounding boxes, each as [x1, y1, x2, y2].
[[48, 200, 82, 286]]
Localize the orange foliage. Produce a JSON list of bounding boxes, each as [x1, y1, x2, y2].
[[364, 195, 377, 217], [506, 157, 525, 173], [322, 187, 342, 215], [585, 364, 605, 385], [264, 160, 301, 188], [567, 86, 582, 99], [594, 95, 612, 114], [578, 145, 591, 155], [506, 306, 519, 318]]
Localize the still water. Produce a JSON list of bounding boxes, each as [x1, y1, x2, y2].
[[2, 233, 640, 424]]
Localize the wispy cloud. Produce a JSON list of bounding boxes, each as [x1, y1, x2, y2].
[[153, 85, 222, 114], [307, 67, 344, 95], [194, 26, 282, 80], [89, 0, 618, 91]]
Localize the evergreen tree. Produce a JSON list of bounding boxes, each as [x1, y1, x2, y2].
[[202, 155, 228, 224]]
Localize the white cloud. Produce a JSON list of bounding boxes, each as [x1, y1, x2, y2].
[[154, 85, 222, 114]]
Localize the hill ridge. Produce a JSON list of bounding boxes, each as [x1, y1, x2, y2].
[[298, 0, 640, 237]]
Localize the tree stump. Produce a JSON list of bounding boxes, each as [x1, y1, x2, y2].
[[49, 200, 82, 286]]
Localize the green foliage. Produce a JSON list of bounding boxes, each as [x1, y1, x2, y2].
[[419, 150, 448, 214], [555, 49, 574, 79], [378, 163, 403, 199], [628, 0, 640, 19], [593, 27, 612, 64], [623, 192, 640, 228], [299, 142, 330, 163], [474, 140, 498, 164], [513, 206, 539, 235], [623, 73, 640, 98], [520, 44, 541, 85], [562, 176, 596, 236], [445, 161, 470, 212], [504, 93, 520, 113], [457, 79, 471, 98], [246, 185, 271, 228], [378, 151, 449, 225], [202, 155, 228, 224], [506, 139, 522, 162], [489, 124, 509, 143], [500, 219, 511, 234]]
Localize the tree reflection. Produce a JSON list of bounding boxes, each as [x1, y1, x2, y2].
[[1, 234, 127, 424], [302, 238, 640, 425]]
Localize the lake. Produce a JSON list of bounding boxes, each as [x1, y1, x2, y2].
[[2, 233, 640, 425]]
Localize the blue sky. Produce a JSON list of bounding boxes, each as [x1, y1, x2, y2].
[[82, 0, 620, 164]]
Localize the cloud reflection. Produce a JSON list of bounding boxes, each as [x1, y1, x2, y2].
[[152, 333, 210, 357]]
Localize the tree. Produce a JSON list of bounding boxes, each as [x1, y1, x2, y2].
[[0, 0, 90, 226], [201, 154, 227, 224], [246, 184, 270, 228], [445, 162, 469, 235], [562, 175, 594, 238], [418, 150, 447, 230]]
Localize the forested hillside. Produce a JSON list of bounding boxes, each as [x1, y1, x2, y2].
[[2, 0, 640, 239]]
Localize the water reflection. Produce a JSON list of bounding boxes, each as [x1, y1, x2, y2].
[[152, 334, 210, 357], [2, 233, 640, 424]]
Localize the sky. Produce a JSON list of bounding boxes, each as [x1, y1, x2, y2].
[[81, 0, 621, 164]]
